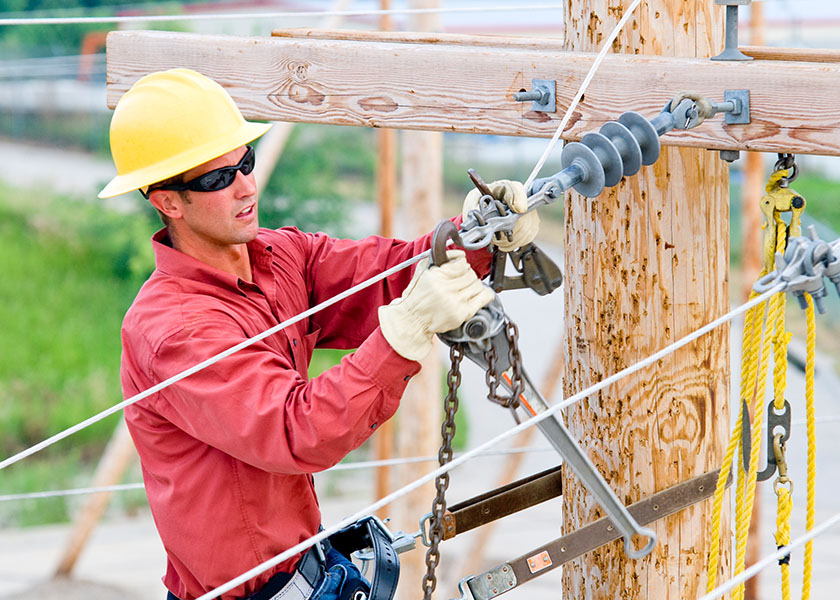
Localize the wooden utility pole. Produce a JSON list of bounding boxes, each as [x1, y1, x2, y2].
[[562, 2, 731, 598], [393, 2, 442, 598], [373, 0, 398, 518]]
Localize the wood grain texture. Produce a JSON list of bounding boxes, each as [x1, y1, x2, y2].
[[106, 29, 840, 156], [562, 2, 730, 599], [271, 28, 567, 49], [741, 45, 840, 63]]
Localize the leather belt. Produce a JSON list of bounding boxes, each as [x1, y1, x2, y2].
[[330, 517, 400, 600]]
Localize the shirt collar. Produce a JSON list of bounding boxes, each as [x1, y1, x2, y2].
[[151, 228, 274, 294]]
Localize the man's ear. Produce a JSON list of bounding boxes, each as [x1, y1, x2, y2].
[[147, 189, 184, 221]]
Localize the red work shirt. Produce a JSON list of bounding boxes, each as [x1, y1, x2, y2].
[[121, 225, 489, 600]]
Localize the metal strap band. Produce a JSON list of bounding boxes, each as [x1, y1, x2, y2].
[[462, 468, 729, 600], [443, 464, 563, 540]]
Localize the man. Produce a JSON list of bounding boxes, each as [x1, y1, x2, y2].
[[100, 69, 538, 600]]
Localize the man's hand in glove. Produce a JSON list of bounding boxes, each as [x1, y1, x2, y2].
[[462, 179, 539, 252], [379, 250, 494, 361]]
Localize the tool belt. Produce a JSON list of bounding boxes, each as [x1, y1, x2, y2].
[[247, 518, 399, 600], [245, 538, 332, 600]]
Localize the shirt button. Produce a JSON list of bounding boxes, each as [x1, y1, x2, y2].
[[370, 423, 378, 430], [292, 339, 298, 347], [403, 375, 411, 381]]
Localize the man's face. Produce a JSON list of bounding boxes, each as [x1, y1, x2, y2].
[[163, 146, 260, 249]]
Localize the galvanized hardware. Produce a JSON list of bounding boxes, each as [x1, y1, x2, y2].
[[741, 399, 792, 482], [458, 564, 517, 600], [753, 230, 840, 313], [722, 89, 751, 124], [774, 153, 799, 188], [422, 344, 465, 600], [488, 243, 563, 296], [711, 0, 753, 62], [449, 469, 728, 600], [514, 79, 556, 113], [719, 150, 741, 163], [772, 432, 793, 495], [440, 295, 507, 350]]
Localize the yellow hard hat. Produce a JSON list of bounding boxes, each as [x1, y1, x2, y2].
[[98, 68, 271, 199]]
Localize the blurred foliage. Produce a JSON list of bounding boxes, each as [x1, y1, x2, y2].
[[0, 1, 182, 57], [259, 124, 375, 236], [0, 109, 111, 155], [0, 182, 158, 526]]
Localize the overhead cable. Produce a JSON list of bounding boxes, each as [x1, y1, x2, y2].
[[0, 251, 428, 471], [0, 445, 560, 502], [697, 510, 840, 600], [13, 408, 840, 502], [0, 4, 563, 26]]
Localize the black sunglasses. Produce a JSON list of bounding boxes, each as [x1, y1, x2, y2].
[[144, 146, 255, 198]]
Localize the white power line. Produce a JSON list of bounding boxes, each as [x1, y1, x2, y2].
[[0, 5, 563, 26], [697, 511, 840, 600]]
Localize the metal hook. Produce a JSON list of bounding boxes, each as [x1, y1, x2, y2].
[[431, 220, 465, 267], [740, 399, 791, 482]]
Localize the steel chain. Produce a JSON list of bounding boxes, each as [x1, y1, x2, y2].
[[422, 343, 464, 600], [422, 315, 525, 598], [485, 318, 525, 414]]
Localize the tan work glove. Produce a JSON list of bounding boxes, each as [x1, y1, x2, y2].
[[462, 179, 539, 252], [379, 250, 495, 361]]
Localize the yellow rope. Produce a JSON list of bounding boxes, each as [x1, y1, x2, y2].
[[776, 485, 793, 600], [802, 295, 816, 600], [707, 166, 818, 598]]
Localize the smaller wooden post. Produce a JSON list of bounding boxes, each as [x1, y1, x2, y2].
[[374, 0, 398, 518], [394, 4, 442, 598], [54, 418, 137, 576]]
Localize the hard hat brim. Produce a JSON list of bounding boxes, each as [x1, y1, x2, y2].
[[98, 121, 272, 199]]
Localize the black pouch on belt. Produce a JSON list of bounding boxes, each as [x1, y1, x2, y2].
[[329, 517, 400, 600]]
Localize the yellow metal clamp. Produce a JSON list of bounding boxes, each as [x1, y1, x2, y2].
[[761, 167, 805, 273]]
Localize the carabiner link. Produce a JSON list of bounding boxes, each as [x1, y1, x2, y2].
[[772, 432, 793, 495]]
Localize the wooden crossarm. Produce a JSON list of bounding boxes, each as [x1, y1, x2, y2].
[[106, 29, 840, 155]]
